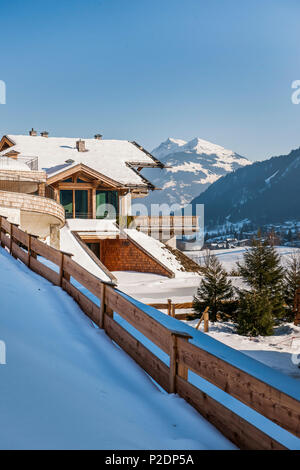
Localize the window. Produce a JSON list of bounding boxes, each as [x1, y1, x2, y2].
[[75, 190, 88, 218], [60, 189, 89, 218], [60, 190, 73, 218], [96, 191, 118, 219], [77, 178, 88, 183]]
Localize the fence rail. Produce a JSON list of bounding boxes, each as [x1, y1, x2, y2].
[[147, 299, 199, 322], [0, 215, 299, 450]]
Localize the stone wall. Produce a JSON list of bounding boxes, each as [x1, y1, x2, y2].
[[0, 169, 46, 182], [0, 190, 65, 225]]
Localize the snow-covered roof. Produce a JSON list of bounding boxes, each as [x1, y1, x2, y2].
[[0, 157, 30, 171], [0, 135, 163, 188]]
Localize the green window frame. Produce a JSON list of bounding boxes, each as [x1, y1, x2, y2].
[[96, 190, 119, 219]]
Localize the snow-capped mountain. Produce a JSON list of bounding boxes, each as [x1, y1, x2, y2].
[[151, 137, 187, 159], [191, 146, 300, 230], [141, 137, 251, 208]]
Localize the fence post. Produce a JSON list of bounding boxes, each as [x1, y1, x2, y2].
[[27, 233, 31, 267], [99, 283, 106, 329], [169, 330, 192, 394], [60, 251, 72, 283], [171, 303, 176, 318], [196, 306, 209, 331], [99, 284, 114, 329], [29, 234, 37, 261], [167, 298, 172, 316], [204, 309, 209, 332], [59, 252, 64, 287], [106, 304, 114, 318], [9, 223, 13, 255]]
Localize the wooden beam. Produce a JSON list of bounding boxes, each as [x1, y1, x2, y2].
[[58, 183, 95, 190], [72, 189, 75, 218], [169, 331, 191, 393], [92, 188, 96, 219], [167, 299, 172, 316]]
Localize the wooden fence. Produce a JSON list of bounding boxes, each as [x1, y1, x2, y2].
[[147, 300, 209, 330], [1, 215, 299, 450], [148, 300, 194, 320]]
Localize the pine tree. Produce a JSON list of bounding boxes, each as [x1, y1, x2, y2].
[[284, 252, 300, 320], [236, 236, 285, 335], [236, 291, 274, 336], [237, 237, 284, 315], [193, 252, 233, 321]]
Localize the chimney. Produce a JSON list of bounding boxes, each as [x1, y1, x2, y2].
[[94, 134, 103, 140], [40, 131, 49, 138], [29, 128, 37, 136], [76, 139, 86, 152]]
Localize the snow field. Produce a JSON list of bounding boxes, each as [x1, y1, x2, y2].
[[0, 247, 233, 450]]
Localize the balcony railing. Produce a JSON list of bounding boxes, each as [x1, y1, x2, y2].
[[65, 212, 93, 219], [0, 178, 57, 204], [132, 215, 199, 234]]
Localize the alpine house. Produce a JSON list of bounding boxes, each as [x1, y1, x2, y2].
[[0, 130, 199, 282]]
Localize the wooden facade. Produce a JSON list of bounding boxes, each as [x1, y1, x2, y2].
[[42, 164, 132, 220]]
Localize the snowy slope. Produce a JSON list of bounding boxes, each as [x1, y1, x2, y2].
[[0, 246, 234, 450], [141, 137, 250, 208]]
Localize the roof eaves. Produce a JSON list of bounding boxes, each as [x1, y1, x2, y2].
[[125, 163, 156, 190], [130, 141, 165, 168], [3, 135, 17, 146]]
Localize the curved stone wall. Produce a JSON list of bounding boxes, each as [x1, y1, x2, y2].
[[0, 190, 65, 227]]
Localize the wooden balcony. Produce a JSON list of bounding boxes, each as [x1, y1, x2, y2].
[[131, 215, 199, 240]]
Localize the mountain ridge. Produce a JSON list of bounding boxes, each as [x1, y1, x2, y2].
[[141, 137, 251, 208], [190, 146, 300, 230]]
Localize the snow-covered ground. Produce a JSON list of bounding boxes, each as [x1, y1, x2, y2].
[[186, 246, 300, 272], [0, 247, 234, 450], [185, 320, 300, 380], [114, 253, 300, 381], [113, 271, 200, 304]]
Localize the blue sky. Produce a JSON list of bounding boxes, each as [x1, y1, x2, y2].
[[1, 0, 300, 161]]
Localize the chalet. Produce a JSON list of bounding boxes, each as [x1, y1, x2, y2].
[[0, 130, 199, 281]]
